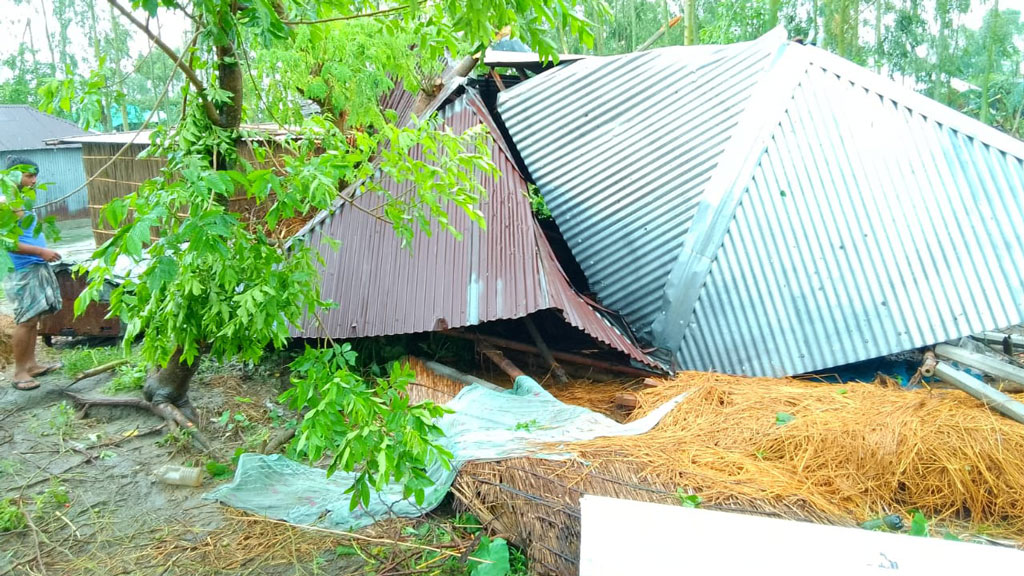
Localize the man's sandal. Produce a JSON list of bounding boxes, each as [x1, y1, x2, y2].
[[30, 363, 62, 377], [12, 379, 40, 391]]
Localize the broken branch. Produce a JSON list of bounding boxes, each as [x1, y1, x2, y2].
[[72, 359, 130, 383]]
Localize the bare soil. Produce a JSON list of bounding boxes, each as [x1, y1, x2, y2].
[[0, 340, 375, 575]]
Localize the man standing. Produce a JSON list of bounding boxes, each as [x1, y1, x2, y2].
[[5, 156, 62, 390]]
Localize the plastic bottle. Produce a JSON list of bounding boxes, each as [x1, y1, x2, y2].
[[154, 465, 204, 487]]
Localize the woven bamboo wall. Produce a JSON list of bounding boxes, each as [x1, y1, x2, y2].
[[82, 142, 281, 247], [83, 143, 165, 246]]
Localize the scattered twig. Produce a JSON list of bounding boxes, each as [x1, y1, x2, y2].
[[23, 510, 48, 575]]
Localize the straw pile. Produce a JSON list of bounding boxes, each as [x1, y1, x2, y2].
[[445, 369, 1024, 574], [563, 373, 1024, 532]]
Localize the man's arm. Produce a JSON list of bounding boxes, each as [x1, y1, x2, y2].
[[13, 243, 60, 262]]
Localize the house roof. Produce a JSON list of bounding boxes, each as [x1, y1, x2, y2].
[[293, 87, 657, 368], [0, 105, 88, 151], [498, 28, 1024, 377]]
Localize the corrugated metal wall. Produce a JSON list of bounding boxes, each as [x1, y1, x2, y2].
[[498, 35, 784, 340], [3, 147, 87, 221], [675, 56, 1024, 376]]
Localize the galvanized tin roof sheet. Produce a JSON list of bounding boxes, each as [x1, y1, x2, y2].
[[670, 44, 1024, 376], [0, 105, 87, 151], [499, 28, 1024, 376], [497, 31, 787, 341], [294, 89, 655, 367]]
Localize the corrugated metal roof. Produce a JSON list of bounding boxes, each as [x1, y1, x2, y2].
[[499, 28, 1024, 377], [497, 30, 787, 341], [669, 43, 1024, 376], [294, 88, 655, 367], [0, 105, 87, 151]]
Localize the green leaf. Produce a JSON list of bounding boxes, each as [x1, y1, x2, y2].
[[675, 488, 702, 508], [909, 511, 929, 537], [469, 536, 510, 576], [335, 545, 358, 556], [775, 412, 796, 426], [205, 460, 234, 480]]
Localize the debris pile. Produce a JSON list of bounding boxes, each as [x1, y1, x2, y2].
[[451, 371, 1024, 574]]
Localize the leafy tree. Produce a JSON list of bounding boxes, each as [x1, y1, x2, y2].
[[65, 0, 599, 507]]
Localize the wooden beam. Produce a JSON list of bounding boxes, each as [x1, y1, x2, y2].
[[448, 332, 659, 378], [523, 317, 569, 384], [479, 343, 526, 380]]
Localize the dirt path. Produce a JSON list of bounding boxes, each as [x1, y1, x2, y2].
[[0, 345, 371, 575], [0, 342, 501, 576]]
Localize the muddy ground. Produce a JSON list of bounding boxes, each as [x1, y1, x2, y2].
[[0, 340, 488, 576]]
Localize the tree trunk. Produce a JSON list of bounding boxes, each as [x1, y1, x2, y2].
[[683, 0, 697, 45], [874, 0, 883, 71], [215, 42, 244, 130], [143, 348, 202, 422], [767, 0, 781, 31]]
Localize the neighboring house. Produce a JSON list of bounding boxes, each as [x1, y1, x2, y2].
[[0, 105, 90, 221], [498, 27, 1024, 377]]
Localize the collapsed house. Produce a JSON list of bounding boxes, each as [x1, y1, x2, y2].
[[290, 82, 657, 369], [497, 27, 1024, 377]]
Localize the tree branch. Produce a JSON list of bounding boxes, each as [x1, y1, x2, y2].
[[282, 1, 428, 25], [106, 0, 222, 126]]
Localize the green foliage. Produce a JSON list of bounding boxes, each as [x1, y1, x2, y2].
[[280, 344, 453, 510], [469, 536, 511, 576], [513, 419, 540, 432], [909, 510, 929, 537], [61, 346, 128, 379], [775, 411, 795, 426], [34, 478, 70, 513], [105, 362, 148, 394], [48, 402, 76, 437], [0, 499, 25, 533], [0, 167, 61, 259], [205, 460, 235, 480], [676, 489, 702, 508], [526, 186, 553, 220]]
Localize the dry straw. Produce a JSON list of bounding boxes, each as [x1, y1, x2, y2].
[[560, 372, 1024, 537]]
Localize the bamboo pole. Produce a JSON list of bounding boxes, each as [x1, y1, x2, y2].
[[933, 361, 1024, 425], [974, 331, 1024, 353], [935, 343, 1024, 390], [523, 318, 569, 384]]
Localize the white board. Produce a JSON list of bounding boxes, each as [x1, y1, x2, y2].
[[579, 495, 1024, 575]]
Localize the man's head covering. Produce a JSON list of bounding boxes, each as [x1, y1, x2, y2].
[[5, 156, 39, 174]]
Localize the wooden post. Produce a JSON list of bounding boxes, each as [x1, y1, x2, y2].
[[523, 317, 570, 384], [479, 343, 526, 380], [934, 361, 1024, 425]]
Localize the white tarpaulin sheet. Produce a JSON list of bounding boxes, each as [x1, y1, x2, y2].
[[206, 375, 687, 530]]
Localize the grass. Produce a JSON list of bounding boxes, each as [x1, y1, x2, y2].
[[60, 345, 128, 379], [0, 498, 25, 532]]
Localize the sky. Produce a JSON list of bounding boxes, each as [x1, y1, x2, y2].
[[0, 1, 191, 77], [1, 0, 1023, 78]]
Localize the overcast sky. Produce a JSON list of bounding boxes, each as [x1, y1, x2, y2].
[[0, 0, 1022, 79]]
